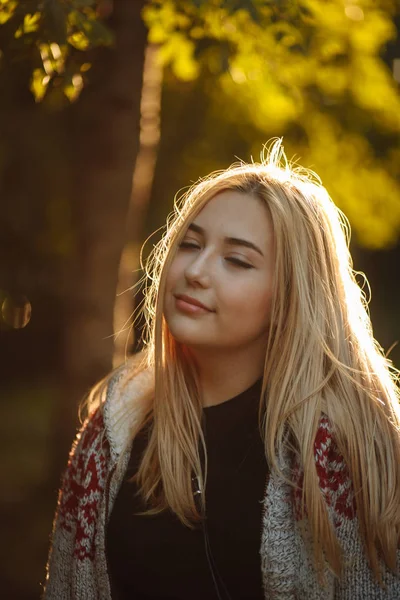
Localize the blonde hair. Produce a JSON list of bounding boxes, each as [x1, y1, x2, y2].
[[91, 139, 400, 586]]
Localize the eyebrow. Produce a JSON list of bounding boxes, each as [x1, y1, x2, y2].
[[187, 222, 264, 257]]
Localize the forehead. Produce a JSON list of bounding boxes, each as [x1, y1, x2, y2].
[[191, 190, 273, 242]]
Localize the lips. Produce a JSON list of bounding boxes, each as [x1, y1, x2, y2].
[[174, 294, 212, 312]]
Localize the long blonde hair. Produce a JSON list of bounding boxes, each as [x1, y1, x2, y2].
[[94, 139, 400, 586]]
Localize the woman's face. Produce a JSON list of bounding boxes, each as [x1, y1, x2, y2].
[[163, 190, 275, 353]]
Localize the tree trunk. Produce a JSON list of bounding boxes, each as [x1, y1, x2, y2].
[[113, 43, 163, 368], [52, 0, 148, 470]]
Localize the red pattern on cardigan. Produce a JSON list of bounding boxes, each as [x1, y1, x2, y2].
[[58, 409, 110, 560], [293, 416, 356, 524]]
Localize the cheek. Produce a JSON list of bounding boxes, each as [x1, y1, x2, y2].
[[253, 288, 273, 327], [221, 278, 272, 323], [165, 256, 183, 290], [164, 255, 188, 317]]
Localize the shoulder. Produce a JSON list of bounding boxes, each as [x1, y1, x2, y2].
[[101, 353, 154, 457], [78, 407, 107, 455], [72, 352, 154, 462], [62, 407, 108, 482]]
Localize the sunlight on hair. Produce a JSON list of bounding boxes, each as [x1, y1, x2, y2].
[[94, 137, 400, 589]]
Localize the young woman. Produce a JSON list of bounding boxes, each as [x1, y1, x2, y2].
[[43, 140, 400, 599]]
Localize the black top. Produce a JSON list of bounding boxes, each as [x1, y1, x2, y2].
[[106, 378, 268, 600]]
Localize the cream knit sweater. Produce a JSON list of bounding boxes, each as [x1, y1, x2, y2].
[[43, 362, 400, 599]]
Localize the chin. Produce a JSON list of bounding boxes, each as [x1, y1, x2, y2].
[[167, 325, 208, 348], [164, 310, 216, 345], [169, 330, 206, 347]]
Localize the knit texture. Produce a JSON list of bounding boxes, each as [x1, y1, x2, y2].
[[43, 365, 400, 599]]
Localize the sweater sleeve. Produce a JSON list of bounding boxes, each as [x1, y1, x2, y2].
[[313, 416, 400, 599], [42, 407, 109, 599]]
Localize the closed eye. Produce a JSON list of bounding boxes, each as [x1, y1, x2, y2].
[[178, 241, 254, 270], [226, 258, 254, 269], [178, 241, 200, 250]]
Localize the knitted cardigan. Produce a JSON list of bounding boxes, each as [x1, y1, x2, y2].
[[43, 362, 400, 599]]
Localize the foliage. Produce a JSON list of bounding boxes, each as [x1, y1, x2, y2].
[[143, 0, 400, 248], [0, 0, 114, 102]]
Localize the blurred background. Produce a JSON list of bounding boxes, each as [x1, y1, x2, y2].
[[0, 0, 399, 597]]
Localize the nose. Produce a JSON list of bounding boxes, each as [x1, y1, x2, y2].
[[184, 249, 212, 287]]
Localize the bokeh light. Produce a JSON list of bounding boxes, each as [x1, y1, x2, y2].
[[1, 293, 32, 329]]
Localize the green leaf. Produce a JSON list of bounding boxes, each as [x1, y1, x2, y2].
[[0, 0, 17, 25], [68, 31, 90, 50], [30, 67, 49, 102], [63, 73, 83, 102], [23, 11, 41, 33]]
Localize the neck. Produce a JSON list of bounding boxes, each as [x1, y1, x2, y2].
[[186, 344, 265, 407]]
